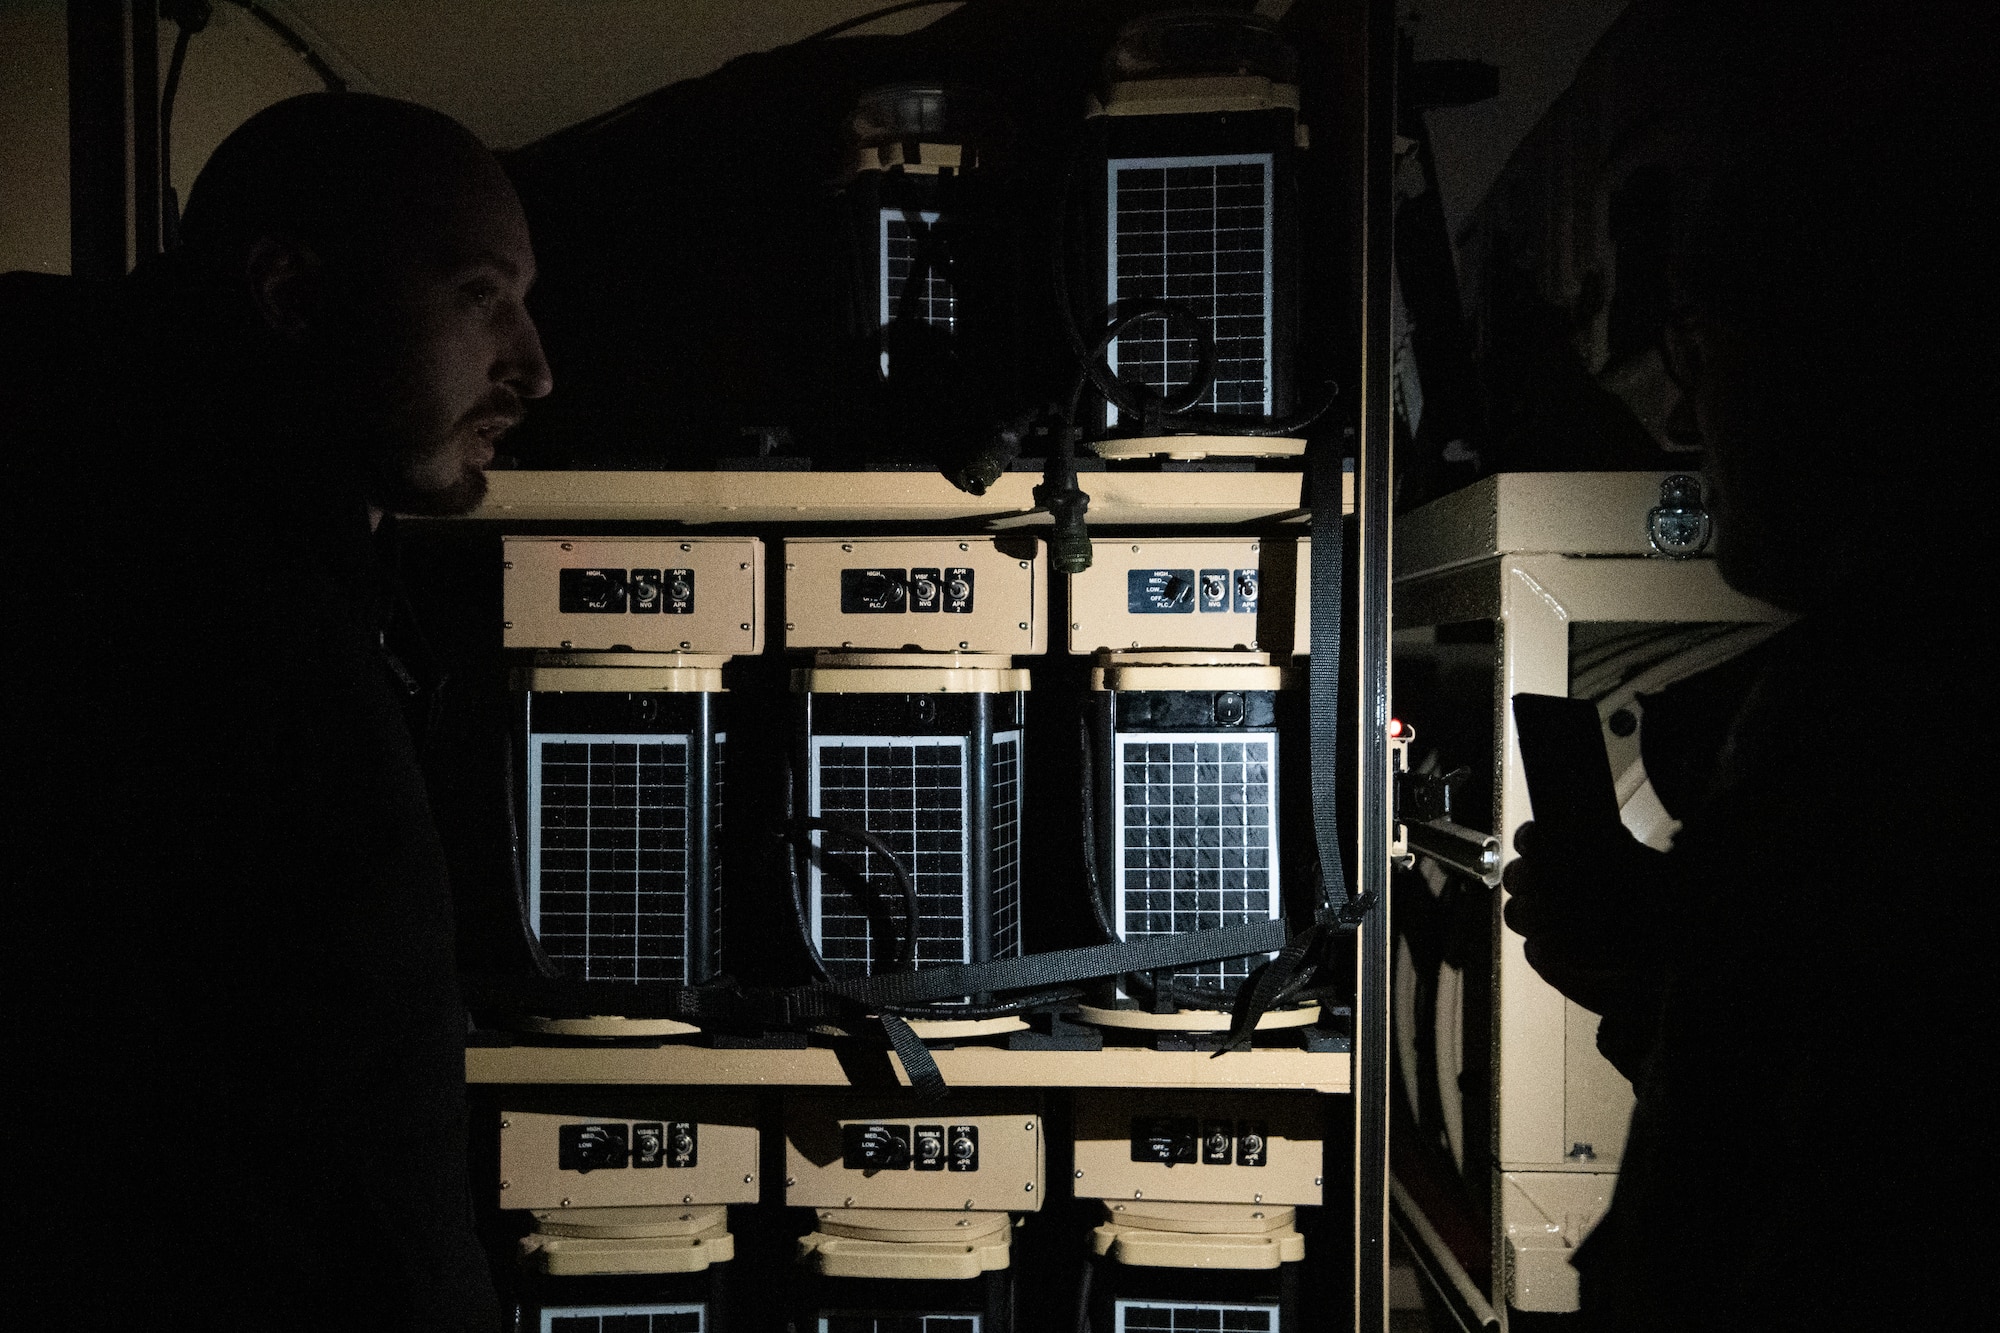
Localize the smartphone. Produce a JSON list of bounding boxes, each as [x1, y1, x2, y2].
[[1511, 692, 1624, 840]]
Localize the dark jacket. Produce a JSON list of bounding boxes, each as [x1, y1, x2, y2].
[[2, 271, 498, 1330], [1576, 584, 1991, 1329]]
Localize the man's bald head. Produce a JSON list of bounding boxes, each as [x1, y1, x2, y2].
[[179, 92, 505, 280], [171, 93, 550, 517]]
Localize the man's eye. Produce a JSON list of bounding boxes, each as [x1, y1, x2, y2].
[[461, 281, 498, 307]]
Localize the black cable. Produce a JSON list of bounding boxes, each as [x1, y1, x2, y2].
[[1076, 712, 1118, 943], [778, 817, 922, 974], [1074, 1254, 1095, 1333], [158, 0, 209, 251], [226, 0, 346, 93], [801, 0, 964, 43], [502, 729, 563, 981]]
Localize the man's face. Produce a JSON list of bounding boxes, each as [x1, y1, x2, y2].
[[320, 163, 552, 516]]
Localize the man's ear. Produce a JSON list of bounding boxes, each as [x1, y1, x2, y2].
[[244, 235, 323, 339]]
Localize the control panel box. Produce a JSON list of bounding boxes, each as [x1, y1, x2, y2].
[[1069, 538, 1313, 654], [783, 536, 1046, 654], [1072, 1090, 1322, 1206], [503, 536, 764, 654], [784, 1094, 1044, 1212], [499, 1095, 760, 1210]]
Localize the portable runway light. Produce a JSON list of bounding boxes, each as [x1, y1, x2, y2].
[[503, 536, 764, 1036], [783, 536, 1043, 1034], [1073, 1090, 1320, 1333], [837, 84, 1003, 385], [496, 1093, 760, 1331], [1066, 538, 1318, 1032], [785, 1093, 1042, 1332], [831, 84, 1019, 487], [1077, 10, 1308, 457]]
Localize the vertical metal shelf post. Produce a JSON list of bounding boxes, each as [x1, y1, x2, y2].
[[1353, 0, 1398, 1328]]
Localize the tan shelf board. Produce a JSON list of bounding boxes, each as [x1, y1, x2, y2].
[[459, 470, 1343, 527], [466, 1043, 1350, 1094]]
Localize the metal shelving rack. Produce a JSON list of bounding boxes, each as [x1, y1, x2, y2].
[[451, 0, 1399, 1326]]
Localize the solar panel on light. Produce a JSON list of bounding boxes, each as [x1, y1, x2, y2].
[[1114, 733, 1280, 991], [1115, 1299, 1278, 1332], [543, 1303, 706, 1332], [522, 689, 724, 988], [530, 734, 691, 983], [881, 209, 956, 332], [820, 1316, 979, 1333], [808, 731, 1024, 977], [1105, 154, 1274, 427], [990, 731, 1022, 961]]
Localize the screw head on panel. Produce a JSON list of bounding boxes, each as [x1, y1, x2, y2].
[[499, 1180, 510, 1190], [960, 543, 970, 551], [841, 544, 854, 553], [500, 1119, 511, 1129], [1017, 622, 1028, 631], [560, 543, 573, 551], [1024, 1122, 1034, 1131], [683, 1195, 693, 1205], [503, 561, 514, 570], [560, 1197, 571, 1207], [1074, 1169, 1083, 1178], [744, 1174, 755, 1184], [787, 1178, 797, 1187], [1024, 1182, 1034, 1192], [503, 621, 513, 629], [740, 623, 751, 631], [680, 543, 692, 552]]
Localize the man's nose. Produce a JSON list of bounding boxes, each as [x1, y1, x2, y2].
[[503, 308, 554, 400]]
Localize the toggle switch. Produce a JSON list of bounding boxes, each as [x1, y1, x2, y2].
[[947, 1124, 979, 1172]]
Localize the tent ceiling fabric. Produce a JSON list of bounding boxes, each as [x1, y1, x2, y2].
[[262, 0, 1626, 244], [260, 0, 967, 149]]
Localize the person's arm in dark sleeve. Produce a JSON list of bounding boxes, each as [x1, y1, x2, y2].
[[1502, 819, 1671, 1078]]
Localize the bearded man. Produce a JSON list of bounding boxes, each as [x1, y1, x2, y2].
[[4, 93, 550, 1330]]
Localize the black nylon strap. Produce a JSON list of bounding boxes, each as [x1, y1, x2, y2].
[[878, 1013, 946, 1101], [820, 917, 1289, 1008], [1309, 446, 1348, 913], [466, 918, 1290, 1024]]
